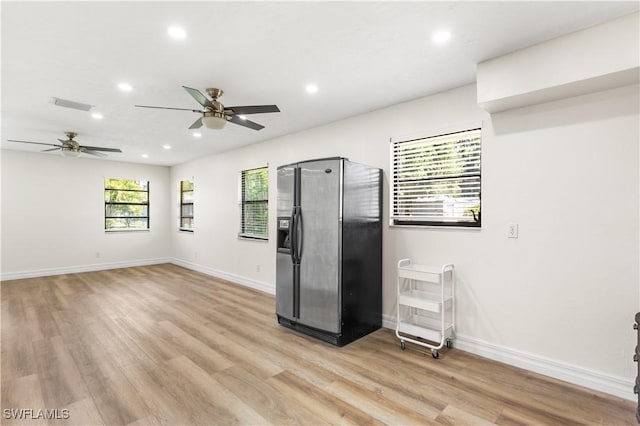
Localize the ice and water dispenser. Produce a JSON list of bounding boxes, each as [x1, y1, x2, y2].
[[277, 217, 292, 253]]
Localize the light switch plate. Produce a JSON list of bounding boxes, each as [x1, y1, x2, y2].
[[508, 223, 519, 238]]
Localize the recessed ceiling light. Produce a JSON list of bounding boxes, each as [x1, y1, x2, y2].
[[238, 115, 247, 120], [432, 31, 452, 45], [305, 84, 318, 94], [118, 82, 133, 92], [91, 112, 104, 120], [193, 132, 202, 138], [163, 144, 171, 150], [141, 154, 149, 158], [168, 26, 187, 40]]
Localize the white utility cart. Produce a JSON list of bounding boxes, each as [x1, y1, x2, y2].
[[395, 259, 455, 359]]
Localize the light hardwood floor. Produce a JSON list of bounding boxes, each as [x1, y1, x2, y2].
[[1, 264, 635, 425]]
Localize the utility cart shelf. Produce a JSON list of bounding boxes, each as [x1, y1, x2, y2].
[[396, 259, 455, 359]]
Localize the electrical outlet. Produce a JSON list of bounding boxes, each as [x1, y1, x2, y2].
[[508, 223, 519, 239], [95, 252, 100, 258], [194, 252, 198, 259], [256, 265, 261, 272]]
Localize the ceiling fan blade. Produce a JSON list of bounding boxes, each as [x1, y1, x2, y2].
[[82, 150, 107, 157], [58, 138, 68, 143], [80, 145, 122, 152], [7, 139, 61, 148], [228, 115, 265, 131], [41, 147, 61, 152], [182, 86, 215, 108], [227, 105, 280, 115], [135, 105, 202, 113], [188, 117, 203, 129]]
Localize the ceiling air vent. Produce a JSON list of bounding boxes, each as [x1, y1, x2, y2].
[[52, 97, 93, 111]]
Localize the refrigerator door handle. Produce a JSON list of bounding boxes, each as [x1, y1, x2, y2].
[[297, 208, 304, 260], [289, 207, 297, 263]]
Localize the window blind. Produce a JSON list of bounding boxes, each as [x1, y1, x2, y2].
[[240, 167, 269, 239], [391, 128, 481, 227]]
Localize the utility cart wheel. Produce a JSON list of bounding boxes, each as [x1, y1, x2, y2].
[[445, 338, 453, 349], [400, 340, 406, 350], [431, 349, 439, 359]]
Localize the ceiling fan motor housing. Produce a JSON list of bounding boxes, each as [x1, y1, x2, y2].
[[206, 88, 223, 99]]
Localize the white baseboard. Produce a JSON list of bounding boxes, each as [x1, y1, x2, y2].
[[0, 257, 173, 281], [382, 314, 396, 330], [170, 258, 275, 295], [382, 314, 635, 401]]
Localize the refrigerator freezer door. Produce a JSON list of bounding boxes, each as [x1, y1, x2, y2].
[[276, 165, 297, 320], [277, 165, 296, 218], [298, 158, 342, 333]]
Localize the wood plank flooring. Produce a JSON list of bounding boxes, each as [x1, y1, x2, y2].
[[1, 264, 635, 425]]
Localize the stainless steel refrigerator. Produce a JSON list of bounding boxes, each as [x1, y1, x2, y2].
[[276, 157, 382, 346]]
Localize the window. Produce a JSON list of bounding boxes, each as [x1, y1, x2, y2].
[[391, 128, 481, 227], [180, 180, 194, 231], [104, 178, 149, 230], [240, 167, 268, 240]]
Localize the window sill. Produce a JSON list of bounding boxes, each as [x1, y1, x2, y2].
[[238, 234, 269, 242], [389, 223, 481, 231], [105, 229, 150, 233]]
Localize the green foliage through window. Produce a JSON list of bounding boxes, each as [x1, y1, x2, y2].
[[180, 180, 194, 231], [391, 128, 481, 227], [104, 178, 149, 230], [240, 167, 268, 239]]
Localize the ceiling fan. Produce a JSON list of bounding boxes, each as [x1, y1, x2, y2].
[[7, 132, 122, 157], [135, 86, 280, 131]]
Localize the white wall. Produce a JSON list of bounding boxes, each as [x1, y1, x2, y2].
[[170, 82, 639, 398], [1, 151, 171, 277], [477, 12, 639, 112]]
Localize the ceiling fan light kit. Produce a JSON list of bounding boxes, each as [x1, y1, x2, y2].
[[61, 148, 82, 158], [202, 111, 227, 129]]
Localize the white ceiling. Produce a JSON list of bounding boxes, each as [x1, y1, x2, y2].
[[2, 1, 638, 166]]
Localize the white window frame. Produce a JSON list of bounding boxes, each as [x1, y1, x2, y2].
[[238, 166, 269, 241], [104, 178, 150, 231], [390, 127, 482, 228], [179, 179, 194, 232]]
